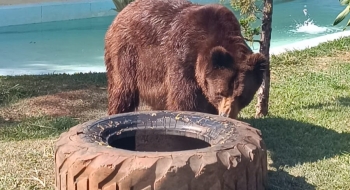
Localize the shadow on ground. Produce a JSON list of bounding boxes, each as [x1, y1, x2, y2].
[[303, 96, 350, 110], [243, 116, 350, 167], [268, 170, 315, 190], [242, 116, 350, 189], [0, 116, 19, 127]]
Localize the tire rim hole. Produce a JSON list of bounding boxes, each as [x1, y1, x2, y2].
[[106, 130, 211, 152]]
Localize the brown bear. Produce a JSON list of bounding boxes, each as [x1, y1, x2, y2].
[[104, 0, 266, 119]]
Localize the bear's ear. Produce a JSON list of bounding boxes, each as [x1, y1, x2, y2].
[[247, 53, 267, 72], [209, 46, 235, 70]]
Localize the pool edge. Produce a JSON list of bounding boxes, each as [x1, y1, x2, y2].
[[269, 30, 350, 55], [2, 31, 350, 76]]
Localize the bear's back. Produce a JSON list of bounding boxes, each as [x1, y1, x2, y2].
[[109, 0, 243, 47], [109, 0, 194, 45], [106, 0, 250, 68]]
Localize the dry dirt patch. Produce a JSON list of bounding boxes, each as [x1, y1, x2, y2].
[[0, 87, 108, 122], [0, 86, 153, 123], [312, 51, 350, 69]]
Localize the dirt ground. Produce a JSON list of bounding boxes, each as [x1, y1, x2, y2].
[[0, 0, 83, 6], [0, 87, 152, 123]]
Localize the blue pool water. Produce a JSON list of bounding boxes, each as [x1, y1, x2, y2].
[[0, 0, 348, 75]]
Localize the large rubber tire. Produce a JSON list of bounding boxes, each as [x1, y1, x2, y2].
[[55, 111, 268, 190]]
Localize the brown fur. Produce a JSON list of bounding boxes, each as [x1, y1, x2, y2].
[[104, 0, 266, 119]]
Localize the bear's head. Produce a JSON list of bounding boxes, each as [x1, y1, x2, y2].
[[196, 44, 266, 119]]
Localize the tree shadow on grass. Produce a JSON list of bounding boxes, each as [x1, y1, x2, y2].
[[303, 96, 350, 110], [268, 170, 315, 190], [0, 116, 19, 126], [243, 116, 350, 167], [242, 116, 350, 189], [338, 96, 350, 106]]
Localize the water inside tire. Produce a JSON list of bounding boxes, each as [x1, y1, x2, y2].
[[107, 130, 211, 152]]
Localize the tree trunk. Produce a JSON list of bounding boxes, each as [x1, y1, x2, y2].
[[255, 0, 273, 118]]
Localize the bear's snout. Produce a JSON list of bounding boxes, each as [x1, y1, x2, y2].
[[218, 97, 239, 119]]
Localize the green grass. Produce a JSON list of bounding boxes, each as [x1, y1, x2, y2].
[[239, 37, 350, 189], [0, 37, 350, 189], [271, 36, 350, 66], [0, 116, 78, 141]]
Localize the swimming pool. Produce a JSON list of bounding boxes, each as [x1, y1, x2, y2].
[[0, 0, 348, 76]]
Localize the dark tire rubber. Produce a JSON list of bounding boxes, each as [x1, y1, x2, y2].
[[54, 111, 268, 190]]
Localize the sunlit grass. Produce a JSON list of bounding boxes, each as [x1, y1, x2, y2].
[[1, 37, 350, 189]]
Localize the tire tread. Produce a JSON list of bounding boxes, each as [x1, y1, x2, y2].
[[55, 112, 267, 190]]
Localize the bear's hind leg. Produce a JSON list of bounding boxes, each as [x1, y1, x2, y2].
[[106, 46, 139, 115], [107, 78, 140, 115]]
